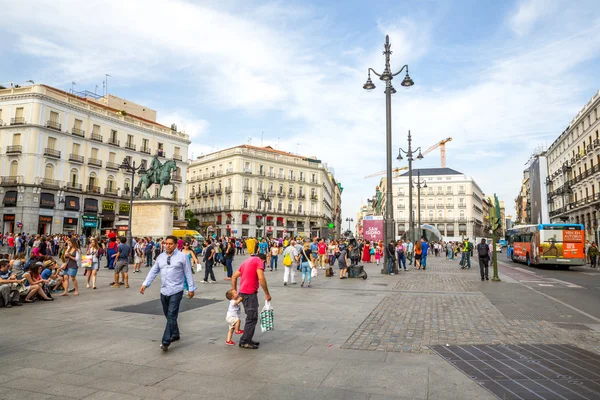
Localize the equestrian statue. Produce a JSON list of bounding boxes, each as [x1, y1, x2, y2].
[[134, 155, 178, 199]]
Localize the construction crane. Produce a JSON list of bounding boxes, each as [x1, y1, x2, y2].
[[422, 137, 452, 167], [364, 166, 408, 179]]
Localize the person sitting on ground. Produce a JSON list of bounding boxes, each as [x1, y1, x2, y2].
[[225, 288, 244, 345], [10, 252, 26, 279], [0, 259, 24, 307], [41, 259, 63, 292], [22, 262, 53, 302]]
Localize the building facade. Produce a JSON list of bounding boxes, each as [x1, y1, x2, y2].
[[515, 169, 530, 224], [0, 84, 190, 236], [186, 145, 342, 238], [392, 168, 487, 240], [546, 89, 600, 240]]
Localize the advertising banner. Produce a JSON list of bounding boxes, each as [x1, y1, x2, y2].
[[363, 219, 384, 241], [540, 229, 584, 259]]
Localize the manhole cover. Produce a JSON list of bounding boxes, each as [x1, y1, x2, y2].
[[111, 297, 222, 315], [432, 344, 600, 400]]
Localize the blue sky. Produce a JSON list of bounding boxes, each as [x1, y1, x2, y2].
[[2, 0, 600, 225]]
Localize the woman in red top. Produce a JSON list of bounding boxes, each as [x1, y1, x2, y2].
[[362, 241, 371, 263]]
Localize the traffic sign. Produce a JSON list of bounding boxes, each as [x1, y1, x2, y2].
[[233, 229, 238, 234]]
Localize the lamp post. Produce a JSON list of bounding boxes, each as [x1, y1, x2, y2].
[[412, 170, 427, 242], [363, 34, 414, 274], [345, 217, 354, 234], [258, 191, 270, 239], [397, 130, 423, 245], [119, 158, 146, 251]]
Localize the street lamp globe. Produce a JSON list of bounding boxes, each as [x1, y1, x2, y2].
[[401, 73, 415, 87], [363, 77, 376, 91], [396, 150, 403, 161], [416, 151, 424, 160]]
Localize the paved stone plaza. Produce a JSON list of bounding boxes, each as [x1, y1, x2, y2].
[[1, 254, 599, 399]]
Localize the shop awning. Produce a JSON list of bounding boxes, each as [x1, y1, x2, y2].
[[276, 217, 284, 221], [242, 214, 249, 218], [267, 216, 273, 220], [2, 191, 17, 206]]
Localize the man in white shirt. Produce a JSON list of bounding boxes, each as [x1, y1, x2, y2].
[[282, 240, 298, 285]]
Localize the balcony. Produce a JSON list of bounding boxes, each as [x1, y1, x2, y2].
[[458, 190, 466, 195], [208, 189, 215, 196], [90, 133, 103, 142], [66, 182, 82, 191], [243, 186, 252, 193], [397, 204, 405, 209], [276, 221, 284, 227], [106, 161, 120, 170], [310, 180, 318, 185], [268, 172, 276, 178], [223, 205, 231, 211], [1, 176, 20, 186], [225, 186, 232, 194], [446, 191, 453, 195], [446, 203, 454, 208], [125, 142, 136, 151], [202, 190, 209, 197], [108, 138, 120, 147], [288, 192, 296, 199], [298, 193, 306, 199], [69, 154, 84, 163], [267, 190, 275, 197], [140, 146, 151, 154], [10, 117, 25, 125], [157, 150, 166, 158], [173, 154, 183, 161], [595, 139, 600, 149], [242, 220, 250, 225], [427, 204, 435, 209], [310, 194, 318, 200], [278, 174, 285, 179], [105, 187, 118, 196], [437, 203, 444, 208], [258, 171, 266, 176], [243, 169, 253, 175], [86, 185, 101, 194], [46, 120, 61, 131], [277, 191, 285, 198], [210, 172, 215, 178], [71, 127, 85, 137], [38, 178, 60, 188], [226, 168, 234, 174], [44, 148, 61, 159], [457, 204, 467, 208], [289, 176, 296, 181], [6, 145, 22, 154], [217, 170, 223, 176], [172, 174, 182, 182], [298, 177, 305, 182], [88, 158, 102, 168], [215, 187, 222, 194]]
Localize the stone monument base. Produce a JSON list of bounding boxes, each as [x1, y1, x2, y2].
[[131, 199, 177, 238]]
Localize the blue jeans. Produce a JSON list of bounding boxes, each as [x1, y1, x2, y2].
[[447, 249, 453, 260], [301, 262, 311, 284], [397, 252, 406, 270], [388, 257, 395, 274], [160, 290, 183, 346], [461, 252, 471, 268], [145, 252, 153, 267], [225, 257, 233, 278], [270, 255, 278, 270], [421, 256, 427, 269]]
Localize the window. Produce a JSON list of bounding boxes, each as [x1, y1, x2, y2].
[[88, 173, 97, 188], [72, 143, 80, 155], [245, 162, 251, 172], [124, 178, 131, 193], [12, 133, 20, 145], [428, 210, 434, 219], [9, 161, 18, 177], [47, 137, 56, 149], [92, 124, 100, 135], [108, 152, 115, 163], [459, 210, 465, 219], [288, 202, 292, 212], [44, 164, 54, 180], [311, 173, 316, 183], [107, 175, 115, 190], [278, 200, 283, 211], [70, 168, 78, 185], [15, 107, 23, 119], [142, 138, 149, 150], [127, 134, 134, 146], [438, 210, 443, 218], [49, 111, 59, 123], [111, 130, 118, 140], [175, 146, 180, 156], [91, 148, 98, 159], [259, 165, 264, 174]]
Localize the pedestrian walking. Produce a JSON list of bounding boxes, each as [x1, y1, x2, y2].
[[589, 242, 598, 268], [406, 239, 414, 265], [282, 240, 298, 285], [112, 237, 131, 288], [201, 239, 216, 283], [231, 253, 272, 349], [460, 239, 471, 269], [477, 238, 490, 281], [396, 241, 407, 271], [415, 242, 422, 270], [85, 238, 99, 289], [299, 242, 313, 287], [141, 235, 195, 351], [420, 238, 429, 270]]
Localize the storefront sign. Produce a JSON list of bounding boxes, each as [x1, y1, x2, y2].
[[84, 198, 98, 213], [39, 215, 52, 224], [39, 209, 53, 216], [102, 201, 115, 213], [2, 191, 17, 206], [63, 217, 78, 226], [119, 202, 130, 215], [3, 214, 15, 222], [40, 193, 55, 209], [64, 196, 80, 211], [82, 215, 98, 228]]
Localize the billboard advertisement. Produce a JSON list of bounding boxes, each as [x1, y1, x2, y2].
[[363, 218, 384, 241], [529, 156, 550, 224], [540, 228, 585, 259]]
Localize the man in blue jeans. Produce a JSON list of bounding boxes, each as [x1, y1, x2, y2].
[[397, 241, 407, 271], [386, 241, 397, 275], [140, 235, 196, 351], [420, 238, 429, 270]]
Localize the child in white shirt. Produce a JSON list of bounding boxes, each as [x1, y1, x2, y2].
[[225, 289, 244, 345]]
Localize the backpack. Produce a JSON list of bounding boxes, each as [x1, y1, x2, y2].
[[283, 252, 293, 266], [477, 244, 488, 258], [28, 238, 35, 247], [468, 242, 473, 251]]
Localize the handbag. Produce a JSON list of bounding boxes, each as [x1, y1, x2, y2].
[[302, 250, 314, 269], [311, 267, 318, 278], [260, 301, 274, 332], [81, 255, 93, 269]]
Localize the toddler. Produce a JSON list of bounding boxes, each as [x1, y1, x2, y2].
[[375, 246, 382, 265], [225, 289, 244, 345]]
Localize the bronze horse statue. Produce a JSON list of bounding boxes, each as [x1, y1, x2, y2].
[[134, 159, 178, 199]]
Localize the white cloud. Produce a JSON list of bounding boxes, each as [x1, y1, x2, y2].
[[1, 0, 599, 224]]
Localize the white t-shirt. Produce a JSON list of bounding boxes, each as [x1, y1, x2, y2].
[[271, 246, 279, 256], [227, 299, 240, 319]]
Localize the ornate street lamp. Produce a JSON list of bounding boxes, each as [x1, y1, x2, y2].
[[397, 130, 423, 245], [363, 34, 414, 275], [412, 170, 427, 243], [119, 158, 146, 252]]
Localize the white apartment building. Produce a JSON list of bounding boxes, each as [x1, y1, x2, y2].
[[0, 84, 190, 236], [547, 89, 600, 240], [392, 168, 487, 240], [186, 145, 342, 238]]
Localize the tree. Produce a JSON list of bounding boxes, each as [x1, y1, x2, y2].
[[185, 209, 199, 230]]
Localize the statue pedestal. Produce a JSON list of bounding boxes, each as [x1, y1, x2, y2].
[[131, 199, 177, 238]]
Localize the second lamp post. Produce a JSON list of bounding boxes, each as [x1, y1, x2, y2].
[[363, 34, 414, 275], [397, 130, 423, 245]]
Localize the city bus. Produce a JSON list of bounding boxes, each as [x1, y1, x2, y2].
[[506, 224, 585, 269]]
